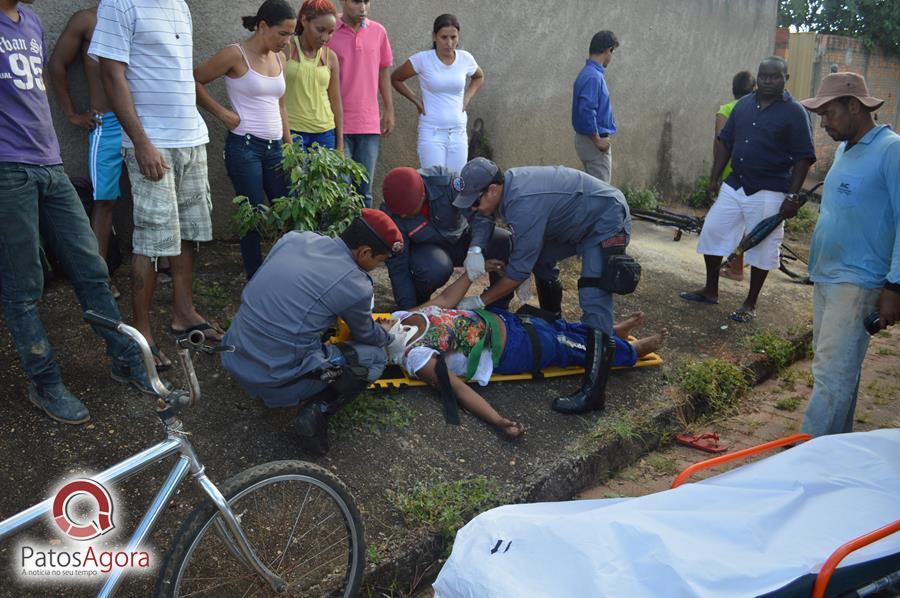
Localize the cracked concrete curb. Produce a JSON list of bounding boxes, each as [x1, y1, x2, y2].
[[363, 330, 814, 593]]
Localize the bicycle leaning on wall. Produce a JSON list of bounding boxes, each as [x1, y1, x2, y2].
[[0, 311, 365, 597]]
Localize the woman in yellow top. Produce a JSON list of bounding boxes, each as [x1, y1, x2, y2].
[[717, 70, 755, 281], [284, 0, 343, 152]]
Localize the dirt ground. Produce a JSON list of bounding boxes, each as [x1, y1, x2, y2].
[[0, 216, 875, 597]]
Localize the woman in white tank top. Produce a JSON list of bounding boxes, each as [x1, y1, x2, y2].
[[194, 0, 296, 279]]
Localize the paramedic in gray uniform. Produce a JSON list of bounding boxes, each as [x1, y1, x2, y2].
[[221, 209, 403, 455], [452, 158, 639, 415]]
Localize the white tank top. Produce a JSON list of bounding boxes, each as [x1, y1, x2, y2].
[[224, 43, 286, 141]]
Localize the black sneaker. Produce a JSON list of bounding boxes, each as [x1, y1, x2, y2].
[[111, 360, 173, 396], [293, 402, 330, 455], [27, 383, 90, 424]]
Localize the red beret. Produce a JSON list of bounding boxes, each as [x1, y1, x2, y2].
[[382, 167, 425, 216], [360, 208, 403, 255]]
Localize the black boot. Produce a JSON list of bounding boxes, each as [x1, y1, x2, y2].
[[552, 328, 614, 414], [535, 278, 563, 320], [293, 362, 369, 455]]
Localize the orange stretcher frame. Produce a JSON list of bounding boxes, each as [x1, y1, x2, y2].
[[330, 314, 664, 391], [670, 434, 900, 598]]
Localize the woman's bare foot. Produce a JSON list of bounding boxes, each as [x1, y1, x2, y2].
[[720, 263, 744, 281], [614, 311, 645, 338], [630, 328, 669, 358], [497, 419, 525, 439]]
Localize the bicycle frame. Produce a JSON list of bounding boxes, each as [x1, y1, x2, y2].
[[0, 319, 287, 596]]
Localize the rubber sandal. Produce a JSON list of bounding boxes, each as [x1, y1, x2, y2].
[[150, 344, 172, 372], [675, 432, 729, 454], [679, 291, 719, 305], [170, 321, 224, 341], [729, 310, 756, 323]]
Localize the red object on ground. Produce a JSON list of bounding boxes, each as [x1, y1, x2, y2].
[[675, 432, 729, 454]]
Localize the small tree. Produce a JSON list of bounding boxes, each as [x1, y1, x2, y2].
[[231, 141, 368, 243]]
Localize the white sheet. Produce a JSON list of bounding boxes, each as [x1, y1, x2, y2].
[[434, 429, 900, 598]]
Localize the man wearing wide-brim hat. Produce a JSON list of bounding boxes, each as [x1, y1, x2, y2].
[[798, 72, 900, 437]]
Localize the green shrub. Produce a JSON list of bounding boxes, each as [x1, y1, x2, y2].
[[784, 203, 818, 234], [231, 141, 368, 242], [685, 175, 711, 209], [673, 358, 751, 413], [746, 328, 796, 372], [622, 185, 661, 211], [388, 476, 501, 542], [330, 392, 413, 437]]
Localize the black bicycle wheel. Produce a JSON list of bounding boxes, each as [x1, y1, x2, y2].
[[154, 460, 365, 597]]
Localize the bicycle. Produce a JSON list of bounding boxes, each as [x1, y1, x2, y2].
[[0, 311, 365, 597]]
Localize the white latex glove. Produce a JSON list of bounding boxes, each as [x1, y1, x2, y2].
[[515, 276, 533, 304], [457, 295, 486, 311], [464, 248, 486, 282]]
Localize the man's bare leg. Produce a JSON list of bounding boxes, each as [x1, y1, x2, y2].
[[169, 241, 223, 340], [720, 254, 744, 281], [630, 328, 669, 358], [131, 254, 170, 367], [735, 266, 769, 318], [684, 254, 724, 301], [91, 200, 119, 298]]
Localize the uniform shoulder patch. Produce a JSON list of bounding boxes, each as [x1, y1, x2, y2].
[[452, 176, 465, 193]]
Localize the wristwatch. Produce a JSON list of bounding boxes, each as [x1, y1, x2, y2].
[[784, 193, 800, 203]]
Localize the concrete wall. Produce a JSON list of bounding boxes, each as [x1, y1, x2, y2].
[[34, 0, 776, 238]]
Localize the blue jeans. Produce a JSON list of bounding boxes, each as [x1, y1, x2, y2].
[[291, 129, 336, 151], [0, 162, 139, 388], [343, 134, 380, 208], [801, 283, 880, 437], [224, 133, 289, 279]]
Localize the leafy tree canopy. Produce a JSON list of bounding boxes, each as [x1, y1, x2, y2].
[[778, 0, 899, 55]]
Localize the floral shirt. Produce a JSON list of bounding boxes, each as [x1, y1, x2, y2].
[[392, 306, 493, 385]]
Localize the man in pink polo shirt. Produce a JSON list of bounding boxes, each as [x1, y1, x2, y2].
[[329, 0, 395, 207]]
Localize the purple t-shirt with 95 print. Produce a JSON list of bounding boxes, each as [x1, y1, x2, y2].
[[0, 6, 62, 166]]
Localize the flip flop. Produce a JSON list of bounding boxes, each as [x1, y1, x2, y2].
[[679, 291, 719, 305], [170, 321, 224, 341], [150, 344, 172, 372], [730, 310, 756, 323], [675, 432, 729, 454]]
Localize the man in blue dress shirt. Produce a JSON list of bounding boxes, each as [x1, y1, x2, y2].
[[681, 56, 816, 322], [572, 30, 618, 184], [798, 73, 899, 437]]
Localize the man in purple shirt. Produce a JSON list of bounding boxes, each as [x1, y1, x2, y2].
[[0, 0, 163, 424]]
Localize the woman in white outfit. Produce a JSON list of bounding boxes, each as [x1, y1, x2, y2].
[[391, 14, 485, 173]]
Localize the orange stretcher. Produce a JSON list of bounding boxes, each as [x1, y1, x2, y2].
[[330, 314, 663, 391]]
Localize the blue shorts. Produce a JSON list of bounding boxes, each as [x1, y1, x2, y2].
[[87, 112, 123, 201], [492, 309, 637, 375]]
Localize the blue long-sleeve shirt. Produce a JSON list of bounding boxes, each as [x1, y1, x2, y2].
[[571, 59, 616, 136], [808, 125, 900, 288]]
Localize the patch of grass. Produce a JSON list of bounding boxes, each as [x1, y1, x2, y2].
[[865, 381, 900, 406], [778, 368, 802, 390], [775, 396, 802, 412], [388, 476, 501, 542], [784, 203, 818, 233], [366, 545, 380, 566], [672, 358, 751, 414], [685, 175, 711, 209], [571, 411, 644, 456], [331, 392, 413, 437], [746, 328, 796, 372], [194, 280, 230, 312], [876, 329, 891, 338], [876, 346, 898, 356], [622, 185, 661, 212], [644, 454, 679, 477]]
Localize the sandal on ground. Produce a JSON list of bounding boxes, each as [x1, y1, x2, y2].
[[170, 321, 224, 341], [675, 432, 729, 454], [679, 291, 719, 305], [729, 309, 756, 323], [150, 344, 172, 372]]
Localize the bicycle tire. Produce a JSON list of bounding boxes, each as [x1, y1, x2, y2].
[[154, 460, 365, 597]]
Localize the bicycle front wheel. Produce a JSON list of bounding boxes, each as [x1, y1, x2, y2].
[[155, 460, 365, 597]]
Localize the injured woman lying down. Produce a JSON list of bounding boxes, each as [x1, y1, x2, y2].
[[381, 268, 667, 439]]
